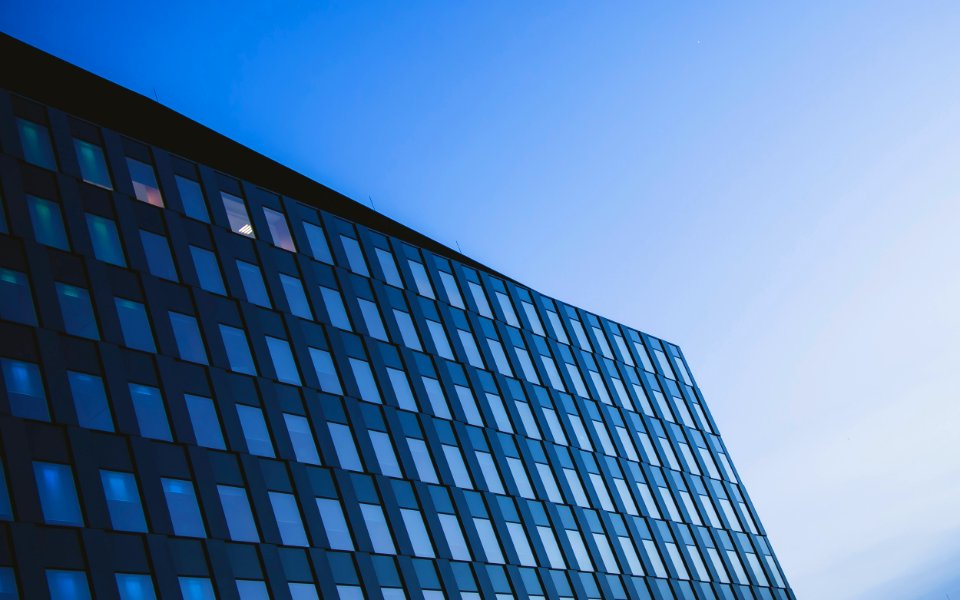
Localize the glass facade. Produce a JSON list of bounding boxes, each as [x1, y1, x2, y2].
[[0, 47, 792, 600]]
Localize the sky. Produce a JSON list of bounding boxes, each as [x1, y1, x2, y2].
[[3, 2, 960, 598]]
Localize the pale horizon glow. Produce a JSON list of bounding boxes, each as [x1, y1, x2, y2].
[[3, 2, 960, 598]]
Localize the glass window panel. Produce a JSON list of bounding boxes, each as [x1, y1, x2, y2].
[[303, 222, 333, 263], [266, 336, 301, 385], [189, 246, 226, 295], [126, 157, 163, 207], [86, 213, 126, 266], [455, 385, 483, 426], [316, 497, 353, 550], [400, 508, 434, 557], [17, 118, 56, 168], [284, 413, 321, 465], [46, 570, 91, 600], [370, 430, 402, 477], [392, 309, 421, 350], [237, 404, 275, 457], [222, 191, 254, 237], [308, 347, 342, 394], [337, 586, 364, 600], [169, 311, 208, 364], [507, 457, 534, 499], [116, 573, 157, 600], [129, 383, 172, 441], [407, 438, 438, 483], [386, 367, 416, 411], [139, 230, 178, 281], [473, 517, 504, 563], [438, 271, 464, 309], [237, 580, 270, 600], [437, 512, 471, 560], [537, 526, 566, 569], [340, 235, 369, 276], [1, 358, 49, 421], [360, 503, 396, 554], [185, 394, 226, 450], [536, 464, 562, 503], [27, 195, 69, 250], [495, 292, 519, 327], [74, 138, 112, 188], [67, 371, 113, 431], [358, 299, 388, 341], [320, 287, 351, 330], [458, 329, 484, 368], [178, 577, 216, 600], [507, 521, 537, 566], [423, 377, 450, 419], [115, 298, 156, 352], [236, 260, 271, 307], [485, 393, 513, 433], [442, 445, 472, 489], [289, 583, 320, 600], [56, 283, 99, 339], [349, 358, 381, 403], [100, 470, 147, 532], [522, 301, 545, 335], [280, 273, 313, 319], [0, 268, 37, 325], [161, 478, 206, 537], [217, 484, 260, 542], [408, 260, 434, 297], [175, 175, 209, 222], [328, 422, 363, 471], [34, 462, 83, 526], [269, 491, 309, 547], [566, 529, 594, 571], [220, 324, 256, 375], [426, 320, 453, 360], [375, 248, 402, 287], [264, 207, 296, 251], [468, 281, 492, 318], [476, 451, 504, 494]]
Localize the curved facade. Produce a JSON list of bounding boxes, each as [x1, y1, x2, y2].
[[0, 35, 793, 600]]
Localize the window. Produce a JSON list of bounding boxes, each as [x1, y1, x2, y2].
[[358, 299, 388, 341], [349, 358, 381, 403], [0, 463, 12, 520], [220, 324, 256, 375], [129, 383, 172, 441], [161, 478, 205, 537], [237, 404, 275, 457], [46, 570, 91, 600], [34, 462, 83, 526], [426, 320, 453, 360], [179, 577, 216, 600], [269, 491, 309, 546], [476, 452, 504, 493], [17, 117, 56, 169], [139, 230, 178, 281], [280, 274, 312, 319], [316, 497, 353, 550], [303, 222, 332, 263], [217, 484, 260, 542], [423, 377, 450, 419], [169, 312, 208, 364], [468, 281, 492, 318], [392, 309, 421, 350], [74, 138, 112, 188], [408, 260, 434, 298], [495, 292, 520, 327], [473, 518, 504, 563], [1, 358, 48, 421], [407, 438, 438, 483], [328, 422, 362, 471], [56, 283, 99, 339], [175, 175, 209, 222], [507, 522, 536, 566], [126, 157, 164, 207], [438, 513, 471, 560], [100, 470, 147, 532], [184, 394, 226, 449], [222, 192, 254, 237], [375, 248, 402, 287], [115, 298, 156, 352], [442, 445, 472, 489], [189, 246, 226, 295], [237, 580, 270, 600], [27, 195, 69, 250], [284, 413, 321, 465], [263, 207, 296, 251], [266, 337, 301, 385], [439, 271, 464, 309], [67, 371, 113, 431], [0, 268, 37, 325], [369, 430, 401, 477], [360, 503, 396, 554], [340, 235, 369, 276], [308, 347, 342, 394], [116, 573, 157, 600], [386, 368, 416, 411], [320, 287, 351, 330], [400, 508, 434, 557], [289, 583, 320, 600], [86, 214, 126, 266], [236, 260, 271, 307], [522, 301, 544, 335]]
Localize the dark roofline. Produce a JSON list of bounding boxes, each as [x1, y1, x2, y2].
[[0, 33, 508, 280]]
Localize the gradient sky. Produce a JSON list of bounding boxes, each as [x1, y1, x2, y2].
[[4, 2, 960, 598]]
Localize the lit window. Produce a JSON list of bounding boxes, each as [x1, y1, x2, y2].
[[115, 298, 156, 352], [221, 192, 255, 237], [349, 358, 381, 403], [328, 422, 363, 471], [283, 413, 321, 465], [126, 157, 164, 207], [269, 491, 309, 547], [129, 383, 172, 441], [237, 580, 270, 600], [175, 175, 209, 222], [263, 207, 296, 251], [189, 246, 226, 295], [47, 570, 91, 600], [86, 214, 126, 266], [74, 138, 112, 188], [168, 312, 208, 364], [308, 347, 342, 394], [178, 577, 216, 600], [34, 462, 83, 526], [360, 503, 396, 554], [185, 394, 226, 450], [303, 222, 332, 263], [27, 195, 69, 250], [407, 260, 434, 298], [375, 248, 402, 287], [160, 478, 206, 537], [316, 497, 353, 550], [219, 324, 256, 375], [67, 371, 113, 431], [16, 118, 56, 169], [237, 404, 275, 457], [340, 235, 369, 276], [139, 230, 178, 281], [358, 299, 388, 341], [116, 573, 157, 600], [56, 283, 99, 339], [320, 287, 351, 330], [236, 260, 271, 307], [217, 484, 260, 542], [1, 358, 48, 421], [266, 336, 301, 385], [100, 470, 147, 532], [279, 274, 312, 319], [0, 268, 37, 325]]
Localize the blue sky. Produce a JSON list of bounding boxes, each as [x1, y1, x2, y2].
[[4, 2, 960, 598]]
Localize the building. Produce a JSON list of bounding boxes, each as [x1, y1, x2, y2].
[[0, 34, 793, 600]]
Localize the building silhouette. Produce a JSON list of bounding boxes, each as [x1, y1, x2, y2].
[[0, 34, 792, 600]]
